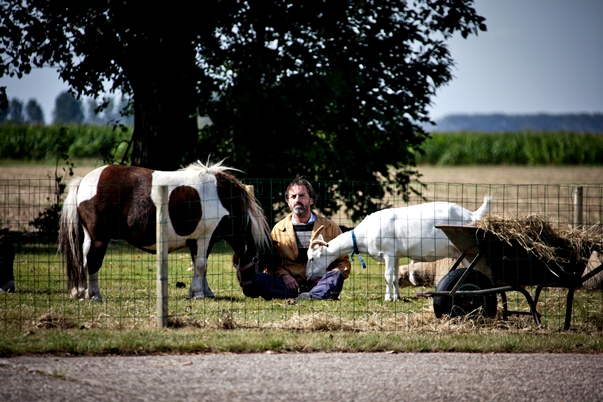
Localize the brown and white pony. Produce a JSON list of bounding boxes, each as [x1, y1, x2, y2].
[[59, 160, 275, 301]]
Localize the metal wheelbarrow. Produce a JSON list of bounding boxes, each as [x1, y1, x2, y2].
[[417, 225, 603, 330]]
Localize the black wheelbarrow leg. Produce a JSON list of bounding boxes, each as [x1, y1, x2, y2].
[[533, 285, 544, 305], [500, 291, 509, 320], [564, 287, 576, 331], [564, 262, 603, 331], [515, 286, 542, 327], [534, 284, 577, 331]]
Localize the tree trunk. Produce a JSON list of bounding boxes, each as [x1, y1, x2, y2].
[[128, 34, 200, 171], [130, 88, 198, 171]]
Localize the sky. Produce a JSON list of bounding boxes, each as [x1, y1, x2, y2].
[[428, 0, 603, 120], [1, 0, 602, 123]]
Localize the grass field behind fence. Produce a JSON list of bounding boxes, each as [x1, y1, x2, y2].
[[2, 237, 602, 334], [1, 170, 603, 355], [1, 180, 603, 334]]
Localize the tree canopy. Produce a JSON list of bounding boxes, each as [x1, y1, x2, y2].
[[0, 0, 486, 220]]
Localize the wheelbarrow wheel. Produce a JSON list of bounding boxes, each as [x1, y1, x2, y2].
[[433, 268, 497, 318]]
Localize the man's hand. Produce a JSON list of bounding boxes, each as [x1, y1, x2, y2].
[[281, 274, 299, 291]]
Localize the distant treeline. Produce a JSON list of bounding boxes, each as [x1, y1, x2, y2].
[[0, 125, 602, 166], [417, 131, 603, 165], [430, 113, 603, 134]]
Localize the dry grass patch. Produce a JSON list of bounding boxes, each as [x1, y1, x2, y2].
[[35, 312, 78, 330]]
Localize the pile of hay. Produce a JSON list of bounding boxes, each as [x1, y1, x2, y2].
[[473, 214, 602, 275]]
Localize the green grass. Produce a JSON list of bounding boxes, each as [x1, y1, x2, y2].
[[1, 239, 602, 356], [2, 328, 602, 356]]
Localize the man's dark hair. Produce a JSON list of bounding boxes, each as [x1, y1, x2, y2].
[[285, 175, 317, 203]]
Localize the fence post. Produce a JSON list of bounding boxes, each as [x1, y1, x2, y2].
[[156, 185, 169, 328], [573, 186, 583, 229]]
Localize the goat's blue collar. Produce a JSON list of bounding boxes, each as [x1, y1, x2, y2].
[[350, 230, 367, 269]]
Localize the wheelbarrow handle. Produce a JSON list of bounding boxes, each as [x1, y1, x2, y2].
[[578, 262, 603, 286]]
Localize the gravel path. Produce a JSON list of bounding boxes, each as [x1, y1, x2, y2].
[[2, 352, 602, 401]]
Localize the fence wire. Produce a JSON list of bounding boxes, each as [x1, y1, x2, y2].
[[1, 178, 602, 332]]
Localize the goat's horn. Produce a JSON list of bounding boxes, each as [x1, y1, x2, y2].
[[310, 225, 325, 241], [309, 226, 328, 249]]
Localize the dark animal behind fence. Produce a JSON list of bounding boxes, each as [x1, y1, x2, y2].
[[0, 228, 15, 293], [58, 160, 275, 301]]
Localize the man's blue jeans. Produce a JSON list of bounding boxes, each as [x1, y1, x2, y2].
[[243, 270, 344, 300]]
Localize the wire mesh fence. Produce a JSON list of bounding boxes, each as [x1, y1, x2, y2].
[[1, 177, 602, 332]]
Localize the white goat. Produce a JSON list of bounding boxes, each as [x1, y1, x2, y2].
[[307, 195, 492, 301]]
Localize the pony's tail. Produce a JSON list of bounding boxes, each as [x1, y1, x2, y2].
[[58, 177, 85, 292]]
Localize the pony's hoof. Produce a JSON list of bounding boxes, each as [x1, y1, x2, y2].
[[85, 290, 103, 302], [190, 287, 215, 299], [191, 293, 216, 300], [70, 287, 86, 300]]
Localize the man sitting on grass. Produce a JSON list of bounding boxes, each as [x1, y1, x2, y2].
[[244, 176, 350, 301]]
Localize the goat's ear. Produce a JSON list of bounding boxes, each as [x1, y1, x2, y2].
[[309, 233, 328, 249]]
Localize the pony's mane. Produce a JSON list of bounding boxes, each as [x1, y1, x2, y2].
[[184, 159, 271, 250], [244, 189, 272, 250], [180, 158, 242, 175]]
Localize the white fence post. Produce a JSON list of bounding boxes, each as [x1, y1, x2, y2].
[[156, 185, 169, 328], [573, 186, 583, 229]]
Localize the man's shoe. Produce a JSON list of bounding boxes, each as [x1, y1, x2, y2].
[[0, 280, 14, 293], [297, 292, 313, 301]]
